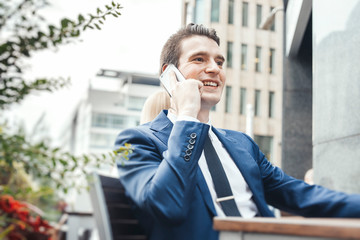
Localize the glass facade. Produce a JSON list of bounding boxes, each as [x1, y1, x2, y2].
[[256, 4, 262, 29], [269, 48, 275, 74], [225, 86, 232, 113], [210, 0, 220, 22], [241, 44, 248, 70], [270, 6, 275, 31], [255, 46, 262, 72], [227, 41, 233, 68], [240, 88, 247, 115], [228, 0, 234, 24], [242, 2, 249, 27], [194, 0, 205, 24], [269, 91, 275, 118], [255, 90, 261, 116]]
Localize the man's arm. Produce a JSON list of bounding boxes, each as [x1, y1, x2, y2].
[[115, 121, 209, 224], [244, 135, 360, 218]]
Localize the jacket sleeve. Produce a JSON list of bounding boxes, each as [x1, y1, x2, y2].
[[115, 121, 209, 224], [244, 135, 360, 218]]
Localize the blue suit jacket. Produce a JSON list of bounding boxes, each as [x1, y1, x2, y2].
[[115, 110, 360, 240]]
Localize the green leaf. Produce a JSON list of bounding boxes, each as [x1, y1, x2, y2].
[[94, 23, 101, 30], [52, 147, 60, 153], [78, 14, 85, 23], [59, 159, 68, 166], [61, 18, 70, 28]]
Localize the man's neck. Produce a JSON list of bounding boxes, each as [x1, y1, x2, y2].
[[197, 109, 210, 123]]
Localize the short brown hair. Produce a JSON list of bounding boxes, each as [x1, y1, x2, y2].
[[159, 23, 220, 75]]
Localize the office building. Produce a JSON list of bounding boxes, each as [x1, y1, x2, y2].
[[72, 69, 162, 156], [182, 0, 284, 166]]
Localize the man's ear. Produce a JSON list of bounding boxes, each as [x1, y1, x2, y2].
[[161, 64, 168, 73]]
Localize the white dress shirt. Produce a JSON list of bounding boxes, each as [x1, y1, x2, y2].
[[168, 112, 259, 218]]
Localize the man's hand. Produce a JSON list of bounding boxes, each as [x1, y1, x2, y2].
[[169, 71, 203, 119]]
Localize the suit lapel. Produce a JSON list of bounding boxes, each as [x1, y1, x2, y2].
[[211, 128, 267, 210], [150, 110, 173, 147]]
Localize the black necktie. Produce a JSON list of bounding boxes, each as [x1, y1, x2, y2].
[[204, 134, 241, 216]]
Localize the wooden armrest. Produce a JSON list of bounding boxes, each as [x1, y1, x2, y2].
[[213, 217, 360, 239], [64, 211, 93, 217]]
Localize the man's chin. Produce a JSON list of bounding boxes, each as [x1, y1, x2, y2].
[[201, 98, 220, 109]]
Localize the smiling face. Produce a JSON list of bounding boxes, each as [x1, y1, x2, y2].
[[177, 35, 226, 110]]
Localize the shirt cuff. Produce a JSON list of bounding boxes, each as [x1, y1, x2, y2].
[[177, 115, 200, 123]]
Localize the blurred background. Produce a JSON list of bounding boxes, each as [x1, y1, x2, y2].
[[1, 0, 360, 239]]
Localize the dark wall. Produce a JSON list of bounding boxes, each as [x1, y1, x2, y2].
[[281, 15, 313, 180]]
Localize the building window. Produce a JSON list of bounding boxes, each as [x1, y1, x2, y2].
[[90, 133, 117, 148], [270, 6, 275, 31], [254, 135, 273, 161], [184, 2, 193, 25], [225, 86, 232, 113], [242, 2, 249, 27], [255, 46, 262, 72], [241, 44, 248, 70], [240, 88, 247, 115], [227, 41, 233, 68], [92, 113, 139, 129], [228, 0, 234, 24], [254, 90, 261, 116], [194, 0, 205, 24], [269, 48, 275, 74], [128, 96, 147, 111], [256, 4, 262, 29], [269, 91, 275, 118], [211, 0, 220, 22]]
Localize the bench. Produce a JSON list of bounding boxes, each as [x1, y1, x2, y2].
[[89, 172, 147, 240]]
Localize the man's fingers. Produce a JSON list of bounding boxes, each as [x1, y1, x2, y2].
[[198, 81, 204, 95], [169, 71, 177, 93]]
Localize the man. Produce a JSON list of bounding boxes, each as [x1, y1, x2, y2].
[[115, 24, 360, 240]]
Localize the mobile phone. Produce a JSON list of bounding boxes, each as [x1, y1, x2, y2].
[[159, 64, 185, 97]]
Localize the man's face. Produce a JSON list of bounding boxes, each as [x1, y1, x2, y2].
[[177, 35, 226, 109]]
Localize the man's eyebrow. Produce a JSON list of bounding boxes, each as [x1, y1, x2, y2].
[[217, 55, 225, 62], [188, 51, 225, 61]]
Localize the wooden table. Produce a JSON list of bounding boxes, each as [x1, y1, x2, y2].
[[213, 217, 360, 240]]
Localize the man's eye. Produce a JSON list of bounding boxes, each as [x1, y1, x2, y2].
[[217, 61, 224, 66], [193, 57, 204, 62]]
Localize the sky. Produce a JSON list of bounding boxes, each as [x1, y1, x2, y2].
[[6, 0, 181, 139]]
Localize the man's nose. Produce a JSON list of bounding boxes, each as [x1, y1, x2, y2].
[[205, 60, 220, 74]]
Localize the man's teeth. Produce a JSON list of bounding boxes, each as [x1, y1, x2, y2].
[[204, 82, 218, 87]]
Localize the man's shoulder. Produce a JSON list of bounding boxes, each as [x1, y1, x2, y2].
[[219, 128, 248, 138], [119, 122, 154, 136], [217, 127, 258, 146]]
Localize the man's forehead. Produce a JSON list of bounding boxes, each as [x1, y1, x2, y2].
[[180, 35, 223, 57]]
